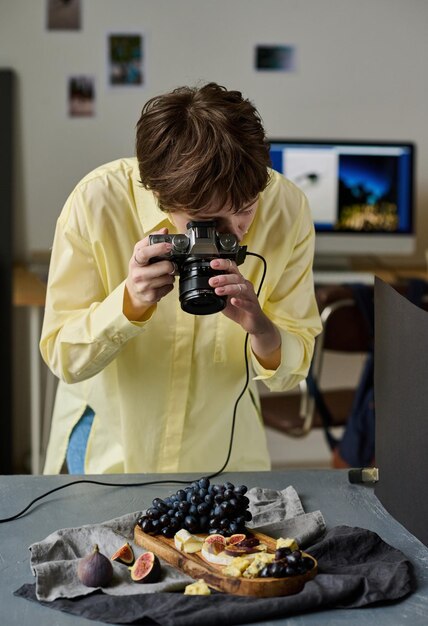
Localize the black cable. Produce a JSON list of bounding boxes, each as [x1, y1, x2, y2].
[[206, 251, 267, 480], [0, 478, 198, 524], [0, 251, 267, 523]]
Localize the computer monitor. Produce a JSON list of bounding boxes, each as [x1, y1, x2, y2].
[[269, 139, 415, 268]]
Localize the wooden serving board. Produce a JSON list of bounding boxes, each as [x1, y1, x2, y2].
[[134, 526, 317, 597]]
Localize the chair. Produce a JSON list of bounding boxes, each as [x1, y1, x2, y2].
[[261, 283, 374, 438]]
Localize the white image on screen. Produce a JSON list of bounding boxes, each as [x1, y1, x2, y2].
[[283, 149, 339, 224]]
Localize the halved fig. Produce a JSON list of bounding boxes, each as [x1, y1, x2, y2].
[[111, 542, 135, 566], [130, 552, 161, 583], [204, 534, 226, 546], [203, 540, 225, 556], [228, 533, 246, 545]]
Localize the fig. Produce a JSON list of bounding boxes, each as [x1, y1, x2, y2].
[[223, 545, 248, 557], [228, 533, 247, 545], [130, 551, 161, 584], [235, 537, 260, 549], [202, 540, 225, 556], [77, 544, 113, 588], [204, 534, 226, 547], [111, 542, 135, 566], [224, 537, 261, 556]]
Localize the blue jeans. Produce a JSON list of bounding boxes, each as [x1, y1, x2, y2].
[[66, 406, 95, 474]]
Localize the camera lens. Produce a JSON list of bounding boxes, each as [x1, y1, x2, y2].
[[178, 259, 226, 315]]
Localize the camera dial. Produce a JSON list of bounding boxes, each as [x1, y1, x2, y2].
[[218, 233, 238, 252], [171, 234, 189, 253]]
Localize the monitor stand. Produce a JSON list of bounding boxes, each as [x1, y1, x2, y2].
[[313, 255, 375, 284], [313, 255, 353, 272]]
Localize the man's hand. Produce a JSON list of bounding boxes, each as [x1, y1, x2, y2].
[[124, 228, 177, 321], [208, 259, 282, 369]]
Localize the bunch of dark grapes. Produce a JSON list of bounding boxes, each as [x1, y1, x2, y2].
[[259, 547, 314, 578], [137, 478, 252, 539]]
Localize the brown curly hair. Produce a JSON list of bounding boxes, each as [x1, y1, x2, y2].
[[135, 83, 271, 214]]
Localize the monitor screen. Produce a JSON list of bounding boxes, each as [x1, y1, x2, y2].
[[269, 139, 415, 262]]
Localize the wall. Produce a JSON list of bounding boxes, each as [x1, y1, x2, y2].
[[1, 0, 428, 470], [1, 0, 428, 264]]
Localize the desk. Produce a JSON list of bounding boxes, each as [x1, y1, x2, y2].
[[0, 470, 427, 625], [314, 267, 428, 285], [13, 265, 47, 475]]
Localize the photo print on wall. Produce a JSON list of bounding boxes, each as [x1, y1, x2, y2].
[[255, 45, 296, 72], [107, 34, 144, 86], [67, 76, 95, 117]]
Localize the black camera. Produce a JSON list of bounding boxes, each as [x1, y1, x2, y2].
[[148, 220, 247, 315]]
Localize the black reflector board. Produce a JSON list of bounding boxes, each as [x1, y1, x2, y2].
[[374, 277, 428, 546]]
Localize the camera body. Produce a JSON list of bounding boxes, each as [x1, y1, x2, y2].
[[148, 220, 247, 315]]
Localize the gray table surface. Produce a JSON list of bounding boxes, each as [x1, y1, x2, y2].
[[0, 469, 427, 625]]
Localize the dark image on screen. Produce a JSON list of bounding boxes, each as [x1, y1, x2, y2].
[[337, 154, 399, 232]]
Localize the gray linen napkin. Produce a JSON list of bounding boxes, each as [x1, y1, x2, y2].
[[246, 486, 326, 546], [29, 487, 325, 602], [30, 512, 193, 602]]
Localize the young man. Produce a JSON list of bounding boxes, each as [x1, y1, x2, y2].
[[40, 82, 321, 475]]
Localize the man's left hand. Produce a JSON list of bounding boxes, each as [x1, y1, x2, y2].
[[209, 259, 281, 369]]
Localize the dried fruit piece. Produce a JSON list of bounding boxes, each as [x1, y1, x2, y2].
[[223, 545, 249, 557], [111, 542, 135, 566], [235, 537, 260, 549], [224, 537, 266, 556], [130, 552, 161, 583], [77, 544, 113, 588]]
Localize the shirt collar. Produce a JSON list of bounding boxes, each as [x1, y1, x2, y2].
[[132, 160, 172, 233]]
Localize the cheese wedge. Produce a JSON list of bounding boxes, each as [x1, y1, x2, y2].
[[184, 579, 211, 595], [174, 529, 204, 553], [223, 556, 252, 578], [242, 552, 275, 578], [276, 537, 299, 552]]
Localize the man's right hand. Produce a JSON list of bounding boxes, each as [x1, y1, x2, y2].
[[124, 227, 177, 321]]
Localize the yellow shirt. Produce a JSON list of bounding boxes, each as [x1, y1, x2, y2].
[[41, 158, 321, 474]]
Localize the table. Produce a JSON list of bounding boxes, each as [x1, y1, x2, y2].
[[0, 470, 427, 625]]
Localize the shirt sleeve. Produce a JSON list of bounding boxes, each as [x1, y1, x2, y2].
[[251, 194, 322, 392], [40, 215, 150, 384]]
